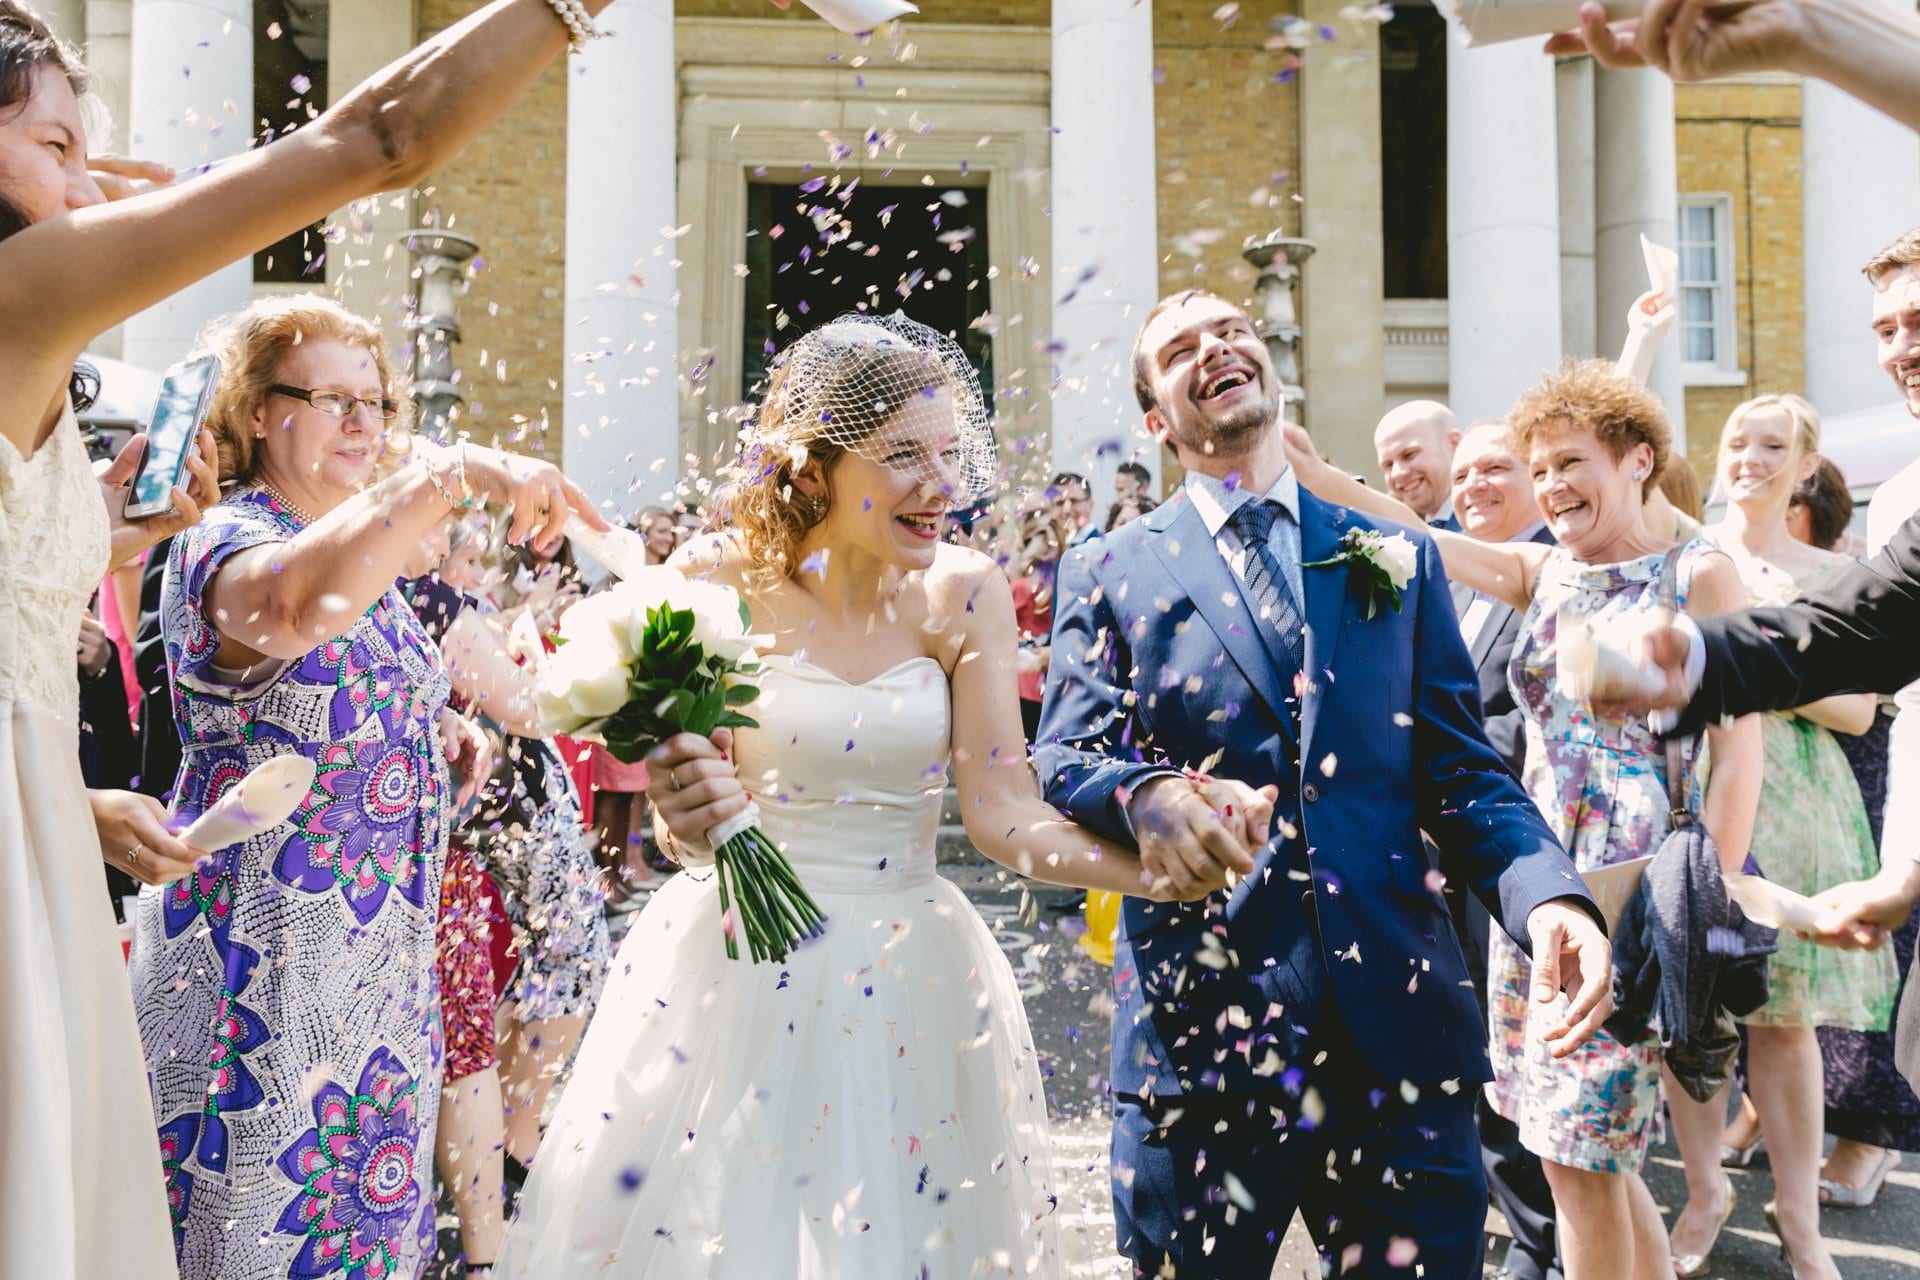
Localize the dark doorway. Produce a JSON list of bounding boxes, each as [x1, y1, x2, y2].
[[741, 178, 994, 402], [1380, 3, 1449, 299]]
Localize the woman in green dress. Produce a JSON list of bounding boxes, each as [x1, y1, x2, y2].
[[1663, 395, 1899, 1280]]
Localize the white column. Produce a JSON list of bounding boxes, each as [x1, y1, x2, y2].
[[1556, 56, 1597, 359], [121, 0, 251, 371], [1594, 68, 1685, 445], [1049, 0, 1158, 497], [1805, 78, 1920, 419], [564, 0, 678, 518], [1447, 41, 1561, 426]]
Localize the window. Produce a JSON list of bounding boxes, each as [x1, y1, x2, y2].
[[1677, 195, 1742, 384], [1379, 3, 1448, 299]]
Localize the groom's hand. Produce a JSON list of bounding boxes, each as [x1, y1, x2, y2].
[[1527, 898, 1614, 1058], [1127, 774, 1266, 900]]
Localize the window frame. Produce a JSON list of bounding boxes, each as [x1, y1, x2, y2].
[[1676, 193, 1746, 387]]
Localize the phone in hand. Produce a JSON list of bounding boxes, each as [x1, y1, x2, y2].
[[122, 354, 220, 520]]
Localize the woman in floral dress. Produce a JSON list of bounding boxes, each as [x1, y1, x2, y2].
[[1283, 359, 1763, 1280], [129, 295, 601, 1279]]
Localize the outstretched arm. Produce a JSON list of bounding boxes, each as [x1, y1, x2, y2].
[[0, 0, 619, 454], [1279, 422, 1547, 611]]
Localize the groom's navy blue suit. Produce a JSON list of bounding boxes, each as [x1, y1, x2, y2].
[[1036, 477, 1596, 1277]]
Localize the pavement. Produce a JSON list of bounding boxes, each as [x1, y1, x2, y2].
[[431, 850, 1920, 1278]]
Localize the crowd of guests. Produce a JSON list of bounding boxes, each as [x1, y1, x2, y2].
[[10, 0, 1920, 1274]]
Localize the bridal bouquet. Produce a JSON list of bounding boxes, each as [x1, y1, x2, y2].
[[535, 566, 826, 962]]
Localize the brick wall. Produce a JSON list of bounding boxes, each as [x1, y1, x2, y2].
[[1674, 79, 1803, 485], [414, 0, 570, 460], [1151, 3, 1302, 303]]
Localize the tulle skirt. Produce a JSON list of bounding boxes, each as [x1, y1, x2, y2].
[[496, 863, 1064, 1278]]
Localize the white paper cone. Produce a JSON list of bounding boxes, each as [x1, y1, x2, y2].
[[1581, 855, 1654, 935], [794, 0, 918, 34], [565, 517, 655, 583], [1640, 233, 1678, 304], [1556, 608, 1666, 705], [1436, 0, 1639, 46], [1726, 874, 1823, 932], [175, 755, 317, 852]]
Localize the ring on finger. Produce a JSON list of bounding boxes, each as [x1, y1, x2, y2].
[[669, 769, 683, 791]]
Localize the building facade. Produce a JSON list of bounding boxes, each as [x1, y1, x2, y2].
[[45, 0, 1920, 510]]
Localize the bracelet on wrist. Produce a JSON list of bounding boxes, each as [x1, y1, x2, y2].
[[540, 0, 600, 51], [454, 442, 481, 510], [421, 451, 462, 511]]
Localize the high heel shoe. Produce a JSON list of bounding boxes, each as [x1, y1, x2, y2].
[[1819, 1146, 1898, 1208], [1764, 1201, 1808, 1279], [1720, 1133, 1765, 1168], [1671, 1177, 1736, 1278]]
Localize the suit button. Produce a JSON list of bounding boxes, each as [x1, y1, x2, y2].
[[1302, 783, 1320, 803]]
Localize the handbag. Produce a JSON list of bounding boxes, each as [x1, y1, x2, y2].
[[1605, 546, 1776, 1103]]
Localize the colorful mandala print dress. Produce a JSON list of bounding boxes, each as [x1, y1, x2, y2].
[[1485, 543, 1714, 1175], [128, 488, 450, 1280]]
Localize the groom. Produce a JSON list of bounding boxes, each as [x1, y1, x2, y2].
[[1036, 291, 1609, 1277]]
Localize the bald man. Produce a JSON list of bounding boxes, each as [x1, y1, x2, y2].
[[1374, 399, 1461, 529]]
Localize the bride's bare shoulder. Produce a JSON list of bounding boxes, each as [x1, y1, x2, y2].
[[926, 541, 1006, 598]]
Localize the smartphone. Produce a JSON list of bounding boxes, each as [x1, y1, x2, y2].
[[123, 354, 220, 520]]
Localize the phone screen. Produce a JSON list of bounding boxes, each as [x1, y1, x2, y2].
[[129, 356, 218, 514]]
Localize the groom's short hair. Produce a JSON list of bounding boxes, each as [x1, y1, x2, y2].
[[1131, 289, 1243, 414]]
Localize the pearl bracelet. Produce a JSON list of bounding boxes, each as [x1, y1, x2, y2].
[[541, 0, 600, 51]]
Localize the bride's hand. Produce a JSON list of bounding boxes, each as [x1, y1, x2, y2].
[[646, 728, 750, 853]]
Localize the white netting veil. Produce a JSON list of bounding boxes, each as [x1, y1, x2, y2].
[[745, 311, 998, 506]]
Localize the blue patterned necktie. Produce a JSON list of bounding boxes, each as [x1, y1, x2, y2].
[[1228, 499, 1307, 673]]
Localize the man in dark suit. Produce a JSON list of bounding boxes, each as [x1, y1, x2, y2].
[[1443, 421, 1562, 1280], [1632, 512, 1920, 1088], [1036, 290, 1610, 1278]]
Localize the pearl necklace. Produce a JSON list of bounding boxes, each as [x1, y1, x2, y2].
[[257, 479, 316, 527]]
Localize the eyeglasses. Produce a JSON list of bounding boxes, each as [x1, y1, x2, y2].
[[268, 384, 401, 422]]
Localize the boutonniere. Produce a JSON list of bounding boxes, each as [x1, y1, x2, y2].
[[1301, 529, 1417, 619]]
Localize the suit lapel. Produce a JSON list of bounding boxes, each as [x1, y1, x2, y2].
[[1145, 500, 1296, 731], [1297, 490, 1354, 755]]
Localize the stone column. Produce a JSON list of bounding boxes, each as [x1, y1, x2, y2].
[[1805, 77, 1920, 419], [1299, 0, 1383, 468], [82, 1, 133, 154], [1049, 0, 1158, 497], [564, 0, 678, 517], [327, 0, 417, 339], [1447, 41, 1561, 426], [1556, 56, 1597, 359], [1594, 67, 1685, 444], [120, 0, 252, 371]]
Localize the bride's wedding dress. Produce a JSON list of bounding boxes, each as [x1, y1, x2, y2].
[[497, 652, 1063, 1278]]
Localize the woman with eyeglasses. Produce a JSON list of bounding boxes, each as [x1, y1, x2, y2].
[[128, 294, 600, 1280]]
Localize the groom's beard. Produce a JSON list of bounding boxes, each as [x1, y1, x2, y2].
[[1169, 383, 1282, 459]]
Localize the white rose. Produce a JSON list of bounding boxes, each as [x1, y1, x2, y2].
[[536, 639, 632, 733], [554, 590, 637, 664], [1372, 532, 1418, 590]]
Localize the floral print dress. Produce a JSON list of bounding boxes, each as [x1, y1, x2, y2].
[[1485, 542, 1714, 1174], [129, 488, 449, 1280]]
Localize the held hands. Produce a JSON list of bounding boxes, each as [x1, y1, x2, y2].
[[1526, 898, 1615, 1057], [1544, 0, 1812, 81], [101, 427, 219, 570], [90, 789, 205, 887], [1798, 861, 1920, 951], [1126, 772, 1277, 902], [437, 708, 493, 807], [646, 727, 750, 859]]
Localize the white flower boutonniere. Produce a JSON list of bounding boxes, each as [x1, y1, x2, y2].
[[1302, 528, 1417, 619]]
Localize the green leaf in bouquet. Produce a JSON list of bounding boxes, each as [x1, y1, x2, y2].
[[716, 710, 761, 732], [683, 685, 728, 737], [724, 682, 761, 708]]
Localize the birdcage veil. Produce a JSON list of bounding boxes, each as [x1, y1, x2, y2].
[[745, 311, 998, 505]]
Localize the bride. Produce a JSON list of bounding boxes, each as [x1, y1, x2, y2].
[[496, 315, 1273, 1277]]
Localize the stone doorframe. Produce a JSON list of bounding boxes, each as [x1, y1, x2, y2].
[[676, 18, 1053, 469]]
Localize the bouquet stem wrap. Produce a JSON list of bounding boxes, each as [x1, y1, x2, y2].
[[704, 803, 828, 963]]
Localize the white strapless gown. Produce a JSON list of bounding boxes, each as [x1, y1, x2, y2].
[[497, 654, 1063, 1278]]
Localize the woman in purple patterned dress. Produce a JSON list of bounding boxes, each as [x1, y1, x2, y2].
[[129, 295, 601, 1280]]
